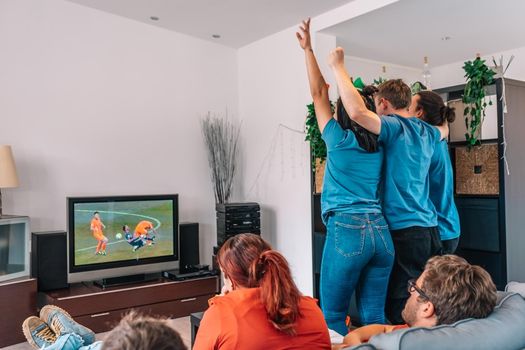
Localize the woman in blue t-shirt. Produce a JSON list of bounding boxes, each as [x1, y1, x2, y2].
[[408, 91, 460, 254], [297, 19, 394, 335]]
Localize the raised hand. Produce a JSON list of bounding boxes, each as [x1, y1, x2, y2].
[[328, 47, 345, 69], [295, 18, 312, 50]]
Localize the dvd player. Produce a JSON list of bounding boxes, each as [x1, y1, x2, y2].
[[163, 269, 217, 281]]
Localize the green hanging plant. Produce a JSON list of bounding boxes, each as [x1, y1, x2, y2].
[[410, 81, 427, 95], [373, 76, 387, 86], [462, 57, 496, 147]]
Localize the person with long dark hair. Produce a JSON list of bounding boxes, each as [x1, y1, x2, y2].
[[408, 90, 460, 254], [297, 18, 394, 335], [193, 233, 331, 349]]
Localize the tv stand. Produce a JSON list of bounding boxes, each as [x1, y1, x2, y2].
[[40, 275, 218, 333], [94, 273, 158, 289]]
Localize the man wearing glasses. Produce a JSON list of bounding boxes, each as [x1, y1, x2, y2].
[[332, 255, 497, 348]]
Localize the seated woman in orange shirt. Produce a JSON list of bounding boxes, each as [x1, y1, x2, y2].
[[193, 233, 331, 350]]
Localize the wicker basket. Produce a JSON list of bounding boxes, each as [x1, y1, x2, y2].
[[455, 144, 499, 195], [314, 158, 325, 193]]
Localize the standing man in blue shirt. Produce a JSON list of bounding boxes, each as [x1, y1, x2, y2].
[[328, 47, 448, 324]]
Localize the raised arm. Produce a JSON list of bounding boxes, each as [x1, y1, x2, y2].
[[328, 47, 381, 135], [296, 18, 332, 133]]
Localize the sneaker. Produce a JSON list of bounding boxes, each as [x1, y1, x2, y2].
[[40, 305, 95, 345], [22, 316, 57, 349]]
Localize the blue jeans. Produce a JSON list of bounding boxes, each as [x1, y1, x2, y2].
[[320, 213, 394, 335], [41, 333, 102, 350]]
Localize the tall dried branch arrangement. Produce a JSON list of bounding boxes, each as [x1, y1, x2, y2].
[[200, 112, 241, 204]]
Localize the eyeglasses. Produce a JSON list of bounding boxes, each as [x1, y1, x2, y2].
[[407, 279, 430, 301]]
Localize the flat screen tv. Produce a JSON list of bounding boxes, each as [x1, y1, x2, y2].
[[67, 194, 178, 282]]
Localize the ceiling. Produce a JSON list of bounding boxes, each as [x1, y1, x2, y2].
[[323, 0, 525, 68], [67, 0, 355, 48]]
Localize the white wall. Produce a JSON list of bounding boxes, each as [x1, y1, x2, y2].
[[431, 46, 525, 89], [0, 0, 238, 267], [345, 55, 421, 87], [237, 26, 313, 293]]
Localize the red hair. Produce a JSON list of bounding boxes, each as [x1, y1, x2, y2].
[[217, 233, 302, 335]]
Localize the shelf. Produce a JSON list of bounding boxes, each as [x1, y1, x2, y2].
[[41, 276, 219, 333]]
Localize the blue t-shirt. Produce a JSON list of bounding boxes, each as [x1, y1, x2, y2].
[[320, 118, 383, 223], [379, 115, 440, 230], [429, 140, 460, 240]]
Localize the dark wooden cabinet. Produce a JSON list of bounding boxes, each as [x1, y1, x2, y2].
[[436, 78, 525, 289], [0, 278, 37, 347], [311, 193, 325, 300], [40, 276, 219, 333]]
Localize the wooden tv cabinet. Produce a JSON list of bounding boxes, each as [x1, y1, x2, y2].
[[0, 278, 37, 347], [40, 275, 219, 333]]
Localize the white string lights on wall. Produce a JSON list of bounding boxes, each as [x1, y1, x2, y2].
[[246, 123, 306, 198]]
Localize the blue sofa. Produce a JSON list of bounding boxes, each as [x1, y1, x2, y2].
[[344, 283, 525, 350]]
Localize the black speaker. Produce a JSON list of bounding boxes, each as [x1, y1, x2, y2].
[[179, 223, 200, 273], [31, 231, 68, 291]]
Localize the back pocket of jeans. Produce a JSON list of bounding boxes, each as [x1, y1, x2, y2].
[[376, 225, 395, 257], [334, 221, 366, 258]]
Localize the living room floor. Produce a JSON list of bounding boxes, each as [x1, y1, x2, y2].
[[5, 316, 191, 349]]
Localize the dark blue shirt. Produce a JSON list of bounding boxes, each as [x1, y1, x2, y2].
[[320, 118, 383, 223], [379, 115, 440, 230]]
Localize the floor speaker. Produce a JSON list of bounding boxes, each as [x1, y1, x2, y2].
[[31, 231, 68, 291], [179, 222, 200, 273]]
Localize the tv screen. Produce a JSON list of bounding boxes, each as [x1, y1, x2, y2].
[[68, 195, 178, 273]]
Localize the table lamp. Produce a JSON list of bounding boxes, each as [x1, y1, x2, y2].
[[0, 145, 19, 217]]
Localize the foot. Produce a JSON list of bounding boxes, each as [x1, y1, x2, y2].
[[40, 305, 96, 345], [22, 316, 57, 349]]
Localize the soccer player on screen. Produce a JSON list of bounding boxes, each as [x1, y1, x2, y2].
[[133, 220, 157, 246], [123, 225, 145, 252], [91, 211, 108, 255]]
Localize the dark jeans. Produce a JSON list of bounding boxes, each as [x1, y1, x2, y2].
[[320, 213, 394, 335], [385, 226, 442, 325], [442, 237, 459, 254]]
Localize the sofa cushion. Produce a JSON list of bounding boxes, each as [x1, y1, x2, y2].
[[367, 292, 525, 350], [506, 281, 525, 298]]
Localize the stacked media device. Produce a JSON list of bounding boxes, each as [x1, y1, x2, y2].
[[216, 202, 261, 246]]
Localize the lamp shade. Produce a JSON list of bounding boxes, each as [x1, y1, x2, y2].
[[0, 145, 19, 188]]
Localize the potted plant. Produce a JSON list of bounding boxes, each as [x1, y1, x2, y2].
[[462, 56, 496, 147], [200, 112, 241, 204]]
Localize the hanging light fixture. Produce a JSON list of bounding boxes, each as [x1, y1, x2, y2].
[[422, 56, 432, 90]]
